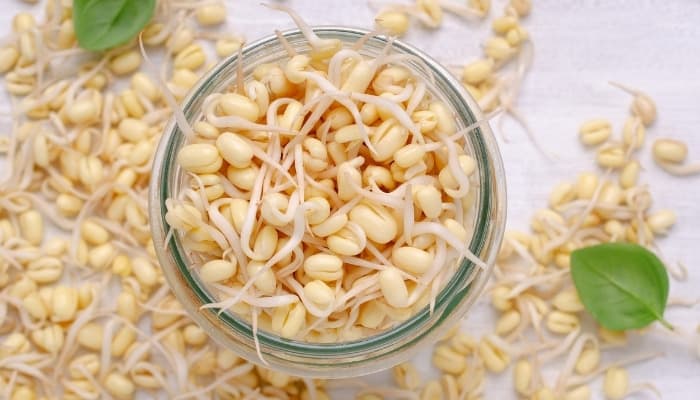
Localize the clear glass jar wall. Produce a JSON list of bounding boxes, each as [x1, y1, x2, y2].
[[149, 27, 506, 378]]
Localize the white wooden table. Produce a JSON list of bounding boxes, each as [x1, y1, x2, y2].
[[3, 1, 699, 398]]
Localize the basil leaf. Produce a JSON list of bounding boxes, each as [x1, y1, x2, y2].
[[570, 243, 671, 331], [73, 0, 156, 51]]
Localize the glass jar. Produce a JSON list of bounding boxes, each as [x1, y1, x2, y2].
[[149, 26, 506, 378]]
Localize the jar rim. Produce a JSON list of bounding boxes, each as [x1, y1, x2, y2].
[[149, 26, 506, 378]]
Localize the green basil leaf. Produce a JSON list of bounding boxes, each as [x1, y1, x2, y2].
[[73, 0, 156, 51], [570, 243, 671, 331]]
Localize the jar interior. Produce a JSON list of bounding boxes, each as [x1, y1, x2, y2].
[[152, 26, 503, 376]]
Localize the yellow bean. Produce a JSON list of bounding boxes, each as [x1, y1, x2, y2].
[[303, 254, 343, 281], [327, 228, 365, 256], [646, 209, 676, 235], [392, 362, 421, 390], [349, 203, 397, 244], [131, 72, 160, 101], [109, 50, 142, 75], [552, 289, 584, 313], [216, 37, 244, 58], [9, 277, 37, 299], [44, 238, 68, 257], [178, 144, 223, 174], [305, 197, 331, 226], [216, 132, 254, 168], [13, 12, 36, 33], [183, 324, 209, 347], [311, 214, 347, 237], [303, 280, 335, 307], [131, 364, 165, 389], [341, 60, 374, 93], [77, 322, 103, 351], [303, 137, 329, 171], [200, 259, 237, 283], [246, 261, 277, 295], [432, 344, 466, 375], [0, 333, 28, 356], [604, 367, 629, 400], [272, 302, 306, 338], [226, 164, 259, 191], [117, 291, 139, 322], [283, 54, 310, 84], [370, 119, 409, 162], [575, 172, 599, 199], [478, 337, 510, 372], [78, 155, 104, 187], [118, 118, 149, 143], [152, 296, 183, 329], [0, 46, 19, 73], [30, 324, 64, 353], [81, 219, 110, 245], [462, 59, 494, 85], [409, 112, 436, 135], [619, 161, 640, 189], [391, 246, 434, 274], [532, 388, 555, 400], [444, 219, 468, 242], [506, 26, 528, 47], [69, 354, 100, 379], [171, 68, 199, 90], [549, 182, 576, 208], [27, 256, 63, 283], [56, 193, 84, 217], [596, 144, 626, 169], [414, 185, 442, 219], [375, 10, 409, 36], [56, 20, 75, 49], [417, 0, 442, 26], [173, 44, 206, 70], [484, 37, 515, 61], [429, 101, 457, 135], [196, 4, 227, 26], [508, 0, 531, 16], [579, 119, 612, 146], [360, 103, 379, 126], [19, 210, 43, 245], [652, 138, 687, 163], [217, 93, 260, 122], [546, 311, 580, 334], [378, 267, 408, 308], [599, 182, 623, 206], [111, 326, 136, 357], [252, 226, 278, 261], [166, 28, 194, 53], [495, 309, 521, 335], [104, 372, 135, 400], [513, 359, 532, 395], [631, 92, 657, 126], [132, 257, 158, 288], [575, 346, 600, 375], [73, 95, 100, 130], [51, 286, 78, 322], [23, 292, 48, 320], [337, 160, 362, 201], [358, 300, 386, 329], [120, 89, 145, 118]]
